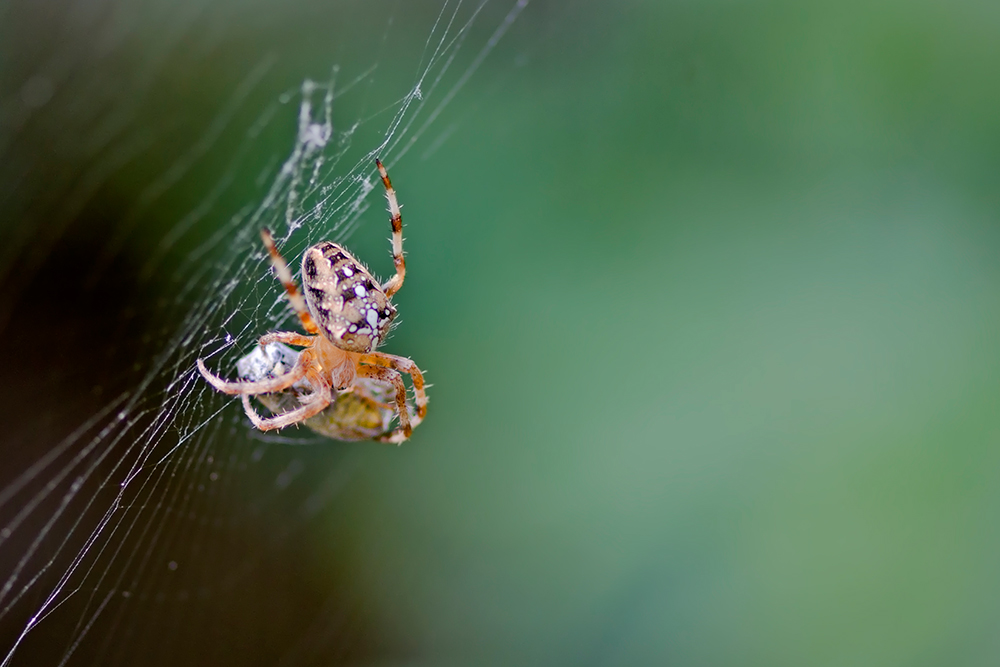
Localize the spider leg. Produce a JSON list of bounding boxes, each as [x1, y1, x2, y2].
[[356, 363, 412, 441], [376, 160, 406, 297], [258, 331, 316, 348], [241, 370, 332, 431], [260, 227, 321, 334], [359, 351, 428, 426], [197, 351, 308, 395]]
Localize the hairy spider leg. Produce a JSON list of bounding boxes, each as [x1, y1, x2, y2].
[[359, 351, 428, 437], [376, 160, 406, 298], [258, 331, 316, 348], [197, 352, 309, 395], [360, 352, 427, 424], [260, 227, 320, 334], [356, 363, 411, 442], [241, 368, 332, 431]]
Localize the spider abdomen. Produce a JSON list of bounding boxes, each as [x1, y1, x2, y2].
[[302, 242, 396, 353]]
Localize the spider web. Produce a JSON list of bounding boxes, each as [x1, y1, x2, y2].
[[0, 1, 529, 664]]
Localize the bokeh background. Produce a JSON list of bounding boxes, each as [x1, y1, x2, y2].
[[3, 0, 1000, 664]]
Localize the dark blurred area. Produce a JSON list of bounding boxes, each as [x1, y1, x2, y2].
[[3, 0, 1000, 665]]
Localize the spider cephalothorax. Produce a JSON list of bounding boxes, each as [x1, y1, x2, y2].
[[197, 160, 427, 444]]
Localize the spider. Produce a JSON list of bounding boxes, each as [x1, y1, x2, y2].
[[197, 160, 427, 444]]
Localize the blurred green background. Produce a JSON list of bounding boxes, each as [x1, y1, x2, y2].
[[3, 0, 1000, 664]]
